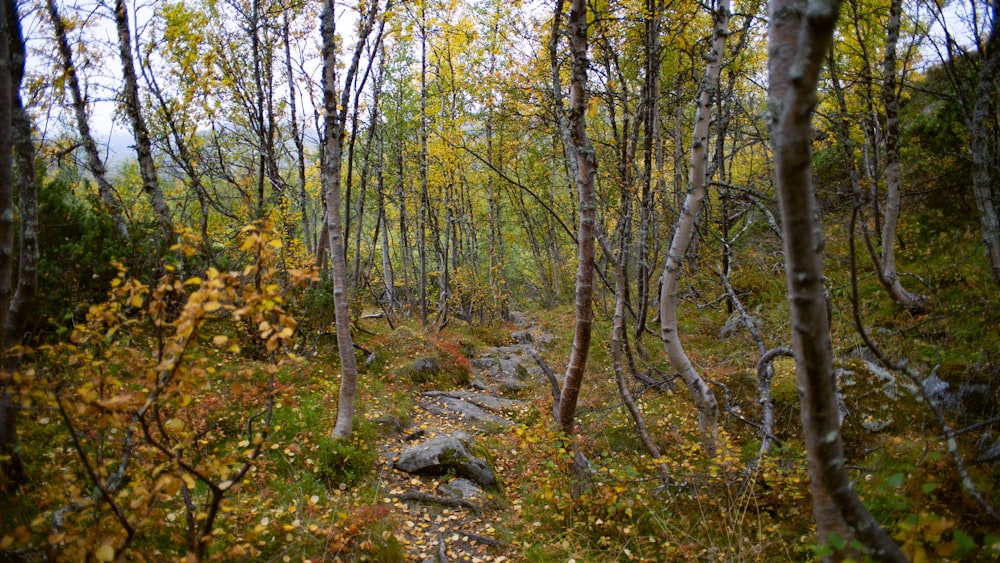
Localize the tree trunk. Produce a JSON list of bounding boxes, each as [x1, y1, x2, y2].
[[602, 233, 668, 482], [767, 0, 906, 557], [323, 0, 381, 439], [971, 17, 1000, 286], [555, 0, 598, 473], [46, 0, 129, 239], [114, 0, 173, 246], [418, 5, 429, 327], [0, 0, 31, 492], [6, 2, 36, 351], [634, 0, 660, 351], [282, 13, 312, 253], [353, 56, 384, 291], [879, 0, 927, 308], [659, 0, 727, 458]]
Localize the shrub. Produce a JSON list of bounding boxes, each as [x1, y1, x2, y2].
[[315, 433, 378, 489]]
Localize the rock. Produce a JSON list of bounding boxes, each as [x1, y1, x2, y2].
[[400, 356, 442, 383], [437, 477, 483, 501], [375, 415, 405, 433], [511, 330, 533, 344], [470, 378, 488, 391], [423, 390, 525, 412], [498, 359, 525, 379], [719, 313, 760, 338], [394, 433, 498, 490], [472, 356, 496, 370], [424, 396, 513, 426]]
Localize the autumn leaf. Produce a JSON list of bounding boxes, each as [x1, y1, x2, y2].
[[94, 543, 115, 561]]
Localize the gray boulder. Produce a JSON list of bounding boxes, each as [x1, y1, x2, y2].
[[393, 433, 498, 490], [437, 477, 484, 501]]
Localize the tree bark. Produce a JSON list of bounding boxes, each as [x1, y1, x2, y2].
[[418, 5, 429, 327], [634, 0, 660, 352], [323, 0, 382, 439], [114, 0, 173, 246], [971, 16, 1000, 286], [5, 0, 36, 352], [555, 0, 598, 473], [879, 0, 927, 308], [0, 0, 31, 492], [659, 0, 727, 458], [767, 0, 906, 557], [46, 0, 129, 239], [283, 12, 312, 253]]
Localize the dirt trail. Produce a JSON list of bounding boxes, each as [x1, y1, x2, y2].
[[376, 312, 553, 562]]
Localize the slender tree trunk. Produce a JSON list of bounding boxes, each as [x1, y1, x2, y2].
[[281, 14, 311, 253], [971, 17, 1000, 285], [353, 58, 384, 291], [0, 0, 32, 491], [114, 0, 173, 246], [378, 144, 394, 313], [602, 233, 668, 481], [418, 5, 429, 327], [46, 0, 129, 239], [634, 0, 660, 350], [323, 0, 381, 439], [395, 139, 411, 311], [556, 0, 598, 473], [659, 0, 727, 458], [879, 0, 927, 308], [6, 4, 36, 351], [0, 0, 16, 464], [768, 0, 906, 557]]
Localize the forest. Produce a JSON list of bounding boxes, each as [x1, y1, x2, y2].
[[1, 0, 999, 559]]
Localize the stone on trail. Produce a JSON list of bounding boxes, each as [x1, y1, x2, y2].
[[423, 390, 525, 412], [437, 477, 483, 501], [394, 433, 499, 490], [423, 396, 513, 426]]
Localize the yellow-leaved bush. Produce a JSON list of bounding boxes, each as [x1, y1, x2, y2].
[[3, 220, 317, 561]]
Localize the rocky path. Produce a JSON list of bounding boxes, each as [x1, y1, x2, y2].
[[376, 312, 553, 562]]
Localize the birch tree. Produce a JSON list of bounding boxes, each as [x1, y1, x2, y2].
[[555, 0, 598, 473], [323, 0, 384, 439], [767, 0, 906, 555], [46, 0, 129, 239], [970, 11, 1000, 285], [114, 0, 174, 247], [658, 0, 727, 457], [877, 0, 927, 308]]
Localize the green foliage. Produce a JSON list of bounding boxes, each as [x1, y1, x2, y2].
[[315, 425, 378, 490], [292, 277, 337, 335], [35, 173, 130, 332]]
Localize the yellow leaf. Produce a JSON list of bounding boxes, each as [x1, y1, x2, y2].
[[95, 543, 115, 561], [213, 335, 229, 347], [130, 294, 143, 308], [96, 396, 130, 410], [165, 418, 184, 432]]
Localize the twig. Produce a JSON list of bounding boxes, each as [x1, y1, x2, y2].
[[942, 415, 1000, 439], [436, 532, 450, 562], [528, 347, 561, 421], [460, 532, 507, 547], [396, 491, 482, 516]]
